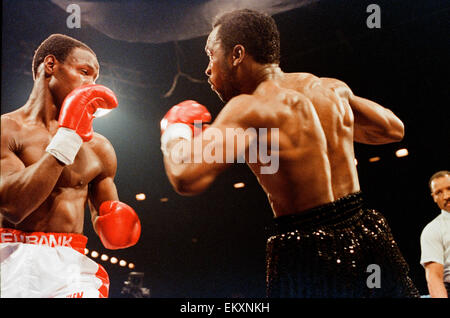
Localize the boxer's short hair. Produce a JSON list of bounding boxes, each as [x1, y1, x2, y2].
[[213, 9, 280, 64], [429, 170, 450, 191], [32, 34, 96, 79]]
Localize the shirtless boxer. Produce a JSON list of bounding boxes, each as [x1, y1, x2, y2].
[[160, 10, 419, 297], [0, 34, 141, 298]]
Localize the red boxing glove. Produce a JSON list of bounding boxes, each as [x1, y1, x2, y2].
[[160, 100, 211, 155], [59, 84, 118, 142], [160, 100, 211, 135], [95, 201, 141, 250], [46, 84, 118, 165]]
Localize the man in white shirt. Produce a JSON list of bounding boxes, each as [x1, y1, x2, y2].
[[420, 170, 450, 298]]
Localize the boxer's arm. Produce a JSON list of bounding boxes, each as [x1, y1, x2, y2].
[[322, 77, 404, 145], [88, 134, 141, 249], [87, 134, 119, 225], [348, 95, 405, 145], [163, 96, 257, 195], [424, 262, 448, 298], [0, 116, 65, 224]]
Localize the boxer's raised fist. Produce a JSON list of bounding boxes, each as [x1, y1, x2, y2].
[[46, 84, 118, 165], [160, 100, 211, 155], [59, 84, 118, 142], [160, 100, 211, 135]]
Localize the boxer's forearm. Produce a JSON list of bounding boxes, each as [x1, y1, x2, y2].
[[349, 95, 404, 144], [0, 154, 64, 224]]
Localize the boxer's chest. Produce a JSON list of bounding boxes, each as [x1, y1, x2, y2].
[[18, 128, 101, 188]]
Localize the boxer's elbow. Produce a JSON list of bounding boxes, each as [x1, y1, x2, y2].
[[384, 111, 405, 142], [166, 161, 224, 196], [170, 171, 216, 196], [171, 176, 209, 196], [390, 119, 405, 141], [0, 192, 35, 224], [0, 206, 27, 224], [380, 120, 404, 143]]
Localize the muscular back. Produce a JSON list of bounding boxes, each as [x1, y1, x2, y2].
[[245, 73, 359, 216]]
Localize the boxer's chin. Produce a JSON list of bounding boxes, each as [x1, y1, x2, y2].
[[215, 89, 234, 103], [216, 92, 227, 103], [213, 88, 226, 103]]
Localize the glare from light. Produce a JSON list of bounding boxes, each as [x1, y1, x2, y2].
[[395, 148, 409, 157], [84, 248, 89, 255], [233, 182, 245, 189], [94, 108, 113, 118], [354, 158, 358, 166], [160, 197, 168, 202], [369, 156, 380, 163], [110, 257, 118, 264], [119, 260, 127, 267], [160, 118, 168, 130], [101, 254, 109, 261], [136, 193, 146, 201], [128, 263, 135, 269], [91, 251, 99, 258]]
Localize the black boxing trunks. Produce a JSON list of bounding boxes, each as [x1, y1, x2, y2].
[[265, 192, 420, 298]]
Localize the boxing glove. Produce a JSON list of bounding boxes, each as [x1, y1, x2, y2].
[[95, 201, 141, 250], [160, 100, 211, 155], [46, 84, 118, 165]]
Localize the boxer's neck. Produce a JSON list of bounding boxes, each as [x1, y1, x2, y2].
[[240, 64, 283, 95], [23, 81, 59, 129]]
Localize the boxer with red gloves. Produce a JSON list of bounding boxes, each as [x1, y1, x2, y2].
[[160, 9, 419, 298], [0, 34, 140, 298]]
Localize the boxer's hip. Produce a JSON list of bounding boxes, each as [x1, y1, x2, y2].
[[265, 192, 420, 298], [268, 191, 365, 234], [0, 228, 88, 254], [0, 228, 109, 298]]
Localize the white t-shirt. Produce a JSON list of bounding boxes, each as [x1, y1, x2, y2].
[[420, 210, 450, 283]]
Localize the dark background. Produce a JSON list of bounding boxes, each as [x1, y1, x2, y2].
[[1, 0, 449, 298]]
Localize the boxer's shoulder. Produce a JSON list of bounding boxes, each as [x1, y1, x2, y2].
[[1, 111, 24, 132], [87, 132, 115, 155], [1, 112, 25, 150], [220, 94, 262, 122], [220, 92, 280, 129]]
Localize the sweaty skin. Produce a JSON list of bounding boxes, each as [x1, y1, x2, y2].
[[244, 74, 358, 215], [0, 48, 119, 233], [163, 26, 404, 217]]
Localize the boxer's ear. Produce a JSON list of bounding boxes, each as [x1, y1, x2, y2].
[[43, 55, 57, 77], [232, 45, 245, 67]]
